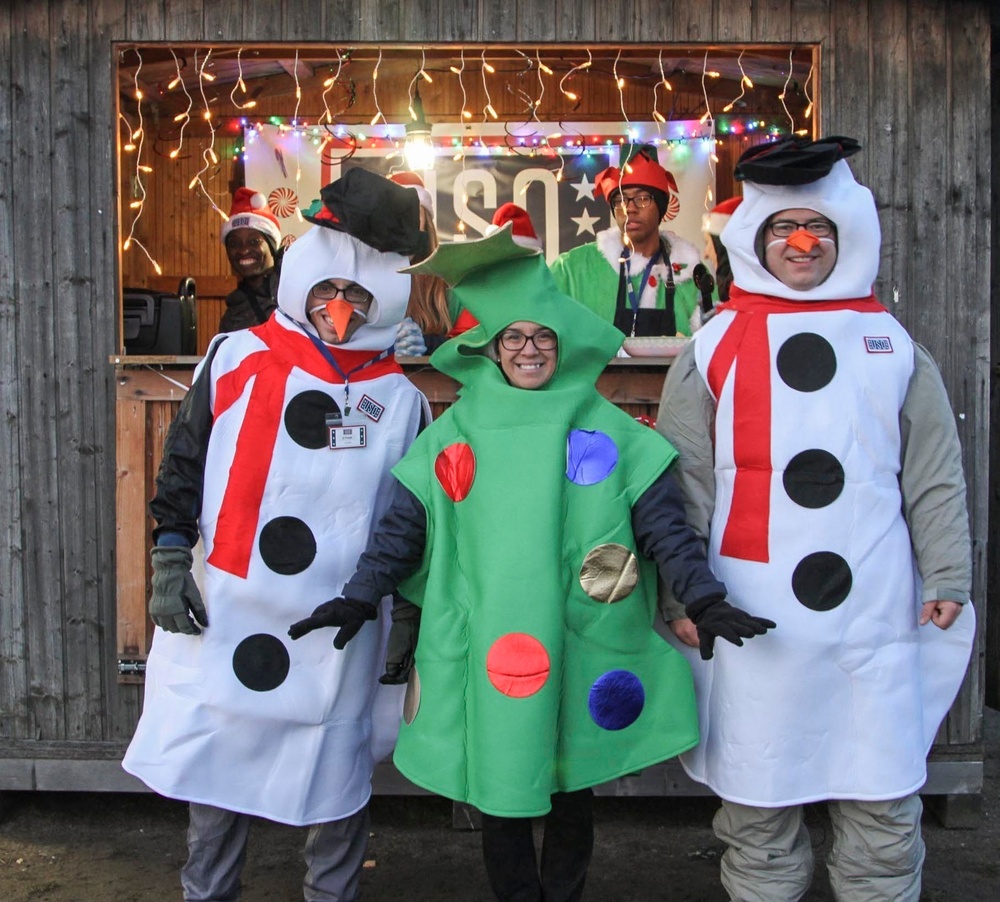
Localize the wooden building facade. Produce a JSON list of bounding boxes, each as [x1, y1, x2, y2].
[[0, 0, 994, 809]]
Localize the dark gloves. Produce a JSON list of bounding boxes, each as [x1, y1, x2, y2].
[[686, 595, 776, 661], [379, 597, 421, 685], [149, 545, 209, 635], [693, 263, 716, 316], [288, 597, 378, 649]]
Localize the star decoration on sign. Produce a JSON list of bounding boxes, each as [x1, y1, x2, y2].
[[572, 174, 595, 203], [571, 208, 600, 237]]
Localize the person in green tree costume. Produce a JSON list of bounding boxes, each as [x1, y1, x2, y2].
[[290, 220, 773, 902]]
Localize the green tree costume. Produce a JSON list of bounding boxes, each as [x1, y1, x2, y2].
[[392, 228, 699, 817]]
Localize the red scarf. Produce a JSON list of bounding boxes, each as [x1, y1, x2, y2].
[[208, 316, 402, 578], [706, 287, 886, 563]]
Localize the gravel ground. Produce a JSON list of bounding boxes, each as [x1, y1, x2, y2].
[[0, 707, 996, 901]]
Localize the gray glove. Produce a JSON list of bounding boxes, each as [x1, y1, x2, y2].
[[149, 545, 209, 635]]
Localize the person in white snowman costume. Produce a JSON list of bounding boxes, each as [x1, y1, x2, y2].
[[124, 168, 431, 902], [656, 136, 976, 902]]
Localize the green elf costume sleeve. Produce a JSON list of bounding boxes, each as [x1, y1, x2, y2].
[[391, 226, 699, 817]]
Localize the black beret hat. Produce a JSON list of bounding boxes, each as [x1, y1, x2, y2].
[[304, 167, 430, 259], [734, 135, 862, 186]]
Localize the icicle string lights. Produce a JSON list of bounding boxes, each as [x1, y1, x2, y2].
[[118, 44, 809, 276], [481, 50, 498, 120], [168, 47, 194, 160], [320, 52, 345, 125], [189, 49, 228, 222], [229, 47, 257, 111], [121, 52, 162, 275], [370, 47, 386, 129], [651, 49, 672, 126], [779, 49, 796, 132]]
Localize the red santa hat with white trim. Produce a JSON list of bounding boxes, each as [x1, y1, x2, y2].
[[702, 196, 743, 238], [389, 171, 434, 213], [483, 202, 543, 251], [220, 187, 282, 249]]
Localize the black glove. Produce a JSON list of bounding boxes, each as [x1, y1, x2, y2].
[[686, 595, 776, 661], [288, 597, 378, 649], [149, 545, 209, 635], [379, 597, 421, 685], [693, 263, 716, 315]]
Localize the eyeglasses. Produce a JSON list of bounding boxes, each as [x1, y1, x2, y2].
[[613, 192, 656, 211], [498, 329, 558, 352], [768, 218, 835, 238], [311, 281, 374, 305]]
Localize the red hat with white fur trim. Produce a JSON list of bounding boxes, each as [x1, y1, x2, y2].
[[484, 202, 543, 251], [703, 196, 743, 237], [389, 171, 434, 212], [221, 188, 282, 248]]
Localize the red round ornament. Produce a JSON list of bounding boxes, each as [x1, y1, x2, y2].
[[486, 633, 551, 698], [434, 442, 476, 501]]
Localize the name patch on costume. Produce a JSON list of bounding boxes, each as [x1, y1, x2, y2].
[[329, 424, 367, 450], [357, 394, 385, 422], [864, 336, 893, 353]]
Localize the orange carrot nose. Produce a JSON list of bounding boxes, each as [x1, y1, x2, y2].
[[324, 299, 356, 341], [786, 229, 821, 253]]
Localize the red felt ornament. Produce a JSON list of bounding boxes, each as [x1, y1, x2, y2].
[[434, 442, 476, 501], [486, 633, 551, 698]]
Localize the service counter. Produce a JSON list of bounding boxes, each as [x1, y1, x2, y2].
[[113, 355, 673, 674]]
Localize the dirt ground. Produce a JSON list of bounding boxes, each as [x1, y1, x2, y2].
[[1, 708, 997, 901]]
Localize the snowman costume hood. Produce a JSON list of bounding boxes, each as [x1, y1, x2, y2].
[[722, 157, 879, 302], [277, 223, 411, 351]]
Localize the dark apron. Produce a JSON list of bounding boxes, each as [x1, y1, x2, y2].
[[613, 241, 677, 337]]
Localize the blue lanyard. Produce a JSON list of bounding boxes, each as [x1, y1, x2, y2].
[[624, 249, 662, 313], [303, 328, 391, 415]]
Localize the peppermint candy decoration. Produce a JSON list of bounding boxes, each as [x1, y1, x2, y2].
[[665, 190, 680, 221], [267, 187, 299, 218]]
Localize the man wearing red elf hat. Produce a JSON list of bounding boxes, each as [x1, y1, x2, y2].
[[551, 144, 710, 339], [656, 136, 974, 901], [219, 187, 283, 332]]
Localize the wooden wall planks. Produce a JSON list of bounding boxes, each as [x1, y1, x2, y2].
[[0, 0, 990, 771]]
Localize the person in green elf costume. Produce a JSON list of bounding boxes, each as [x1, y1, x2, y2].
[[551, 143, 716, 340], [289, 220, 773, 902]]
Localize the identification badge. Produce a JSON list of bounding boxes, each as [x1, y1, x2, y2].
[[329, 423, 367, 450], [357, 394, 385, 422], [864, 336, 893, 353]]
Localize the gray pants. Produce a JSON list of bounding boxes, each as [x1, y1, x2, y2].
[[713, 794, 925, 902], [181, 802, 370, 901]]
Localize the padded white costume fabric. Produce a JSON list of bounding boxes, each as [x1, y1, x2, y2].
[[124, 226, 428, 825], [671, 160, 975, 806]]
